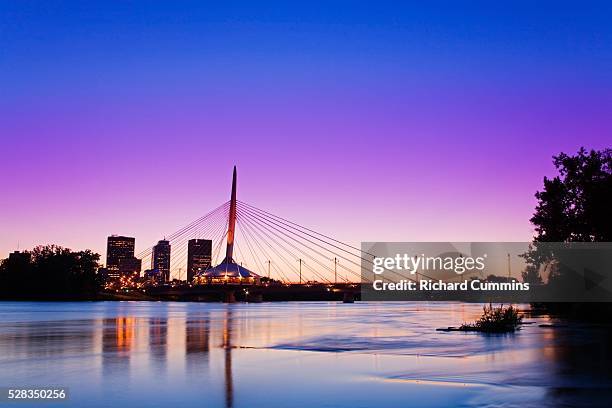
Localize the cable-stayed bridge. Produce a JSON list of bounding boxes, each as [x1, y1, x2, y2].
[[136, 167, 370, 286], [126, 167, 459, 302]]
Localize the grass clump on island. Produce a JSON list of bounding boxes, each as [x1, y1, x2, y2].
[[458, 304, 523, 333]]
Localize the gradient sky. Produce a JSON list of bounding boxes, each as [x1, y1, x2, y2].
[[1, 1, 611, 259]]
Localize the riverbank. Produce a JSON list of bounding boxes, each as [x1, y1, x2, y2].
[[1, 283, 360, 302]]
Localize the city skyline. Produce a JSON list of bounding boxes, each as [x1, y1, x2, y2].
[[2, 1, 611, 259]]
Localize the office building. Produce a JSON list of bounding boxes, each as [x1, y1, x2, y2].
[[106, 235, 140, 279], [8, 250, 31, 265], [152, 240, 171, 283], [187, 239, 212, 282]]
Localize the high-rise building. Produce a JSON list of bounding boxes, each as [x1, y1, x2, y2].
[[8, 250, 31, 265], [7, 251, 31, 271], [152, 240, 171, 283], [106, 235, 140, 279], [187, 239, 212, 282]]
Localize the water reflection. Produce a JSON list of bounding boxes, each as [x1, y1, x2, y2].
[[98, 308, 236, 408], [102, 317, 134, 374], [223, 309, 234, 408], [149, 316, 168, 362], [185, 314, 210, 356], [1, 302, 611, 408]]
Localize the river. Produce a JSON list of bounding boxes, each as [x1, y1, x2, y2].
[[0, 301, 611, 407]]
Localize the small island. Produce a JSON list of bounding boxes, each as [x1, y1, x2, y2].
[[438, 304, 523, 333]]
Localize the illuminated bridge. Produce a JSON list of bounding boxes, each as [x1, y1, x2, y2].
[[132, 167, 440, 302], [136, 166, 372, 286]]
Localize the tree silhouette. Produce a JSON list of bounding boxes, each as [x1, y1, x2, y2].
[[0, 245, 101, 299], [532, 147, 611, 243], [525, 147, 611, 283]]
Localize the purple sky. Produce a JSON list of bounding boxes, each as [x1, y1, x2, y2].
[[1, 1, 611, 259]]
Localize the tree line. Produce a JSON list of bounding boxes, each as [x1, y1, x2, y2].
[[0, 245, 100, 299]]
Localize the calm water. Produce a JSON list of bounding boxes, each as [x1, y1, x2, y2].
[[0, 301, 611, 408]]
